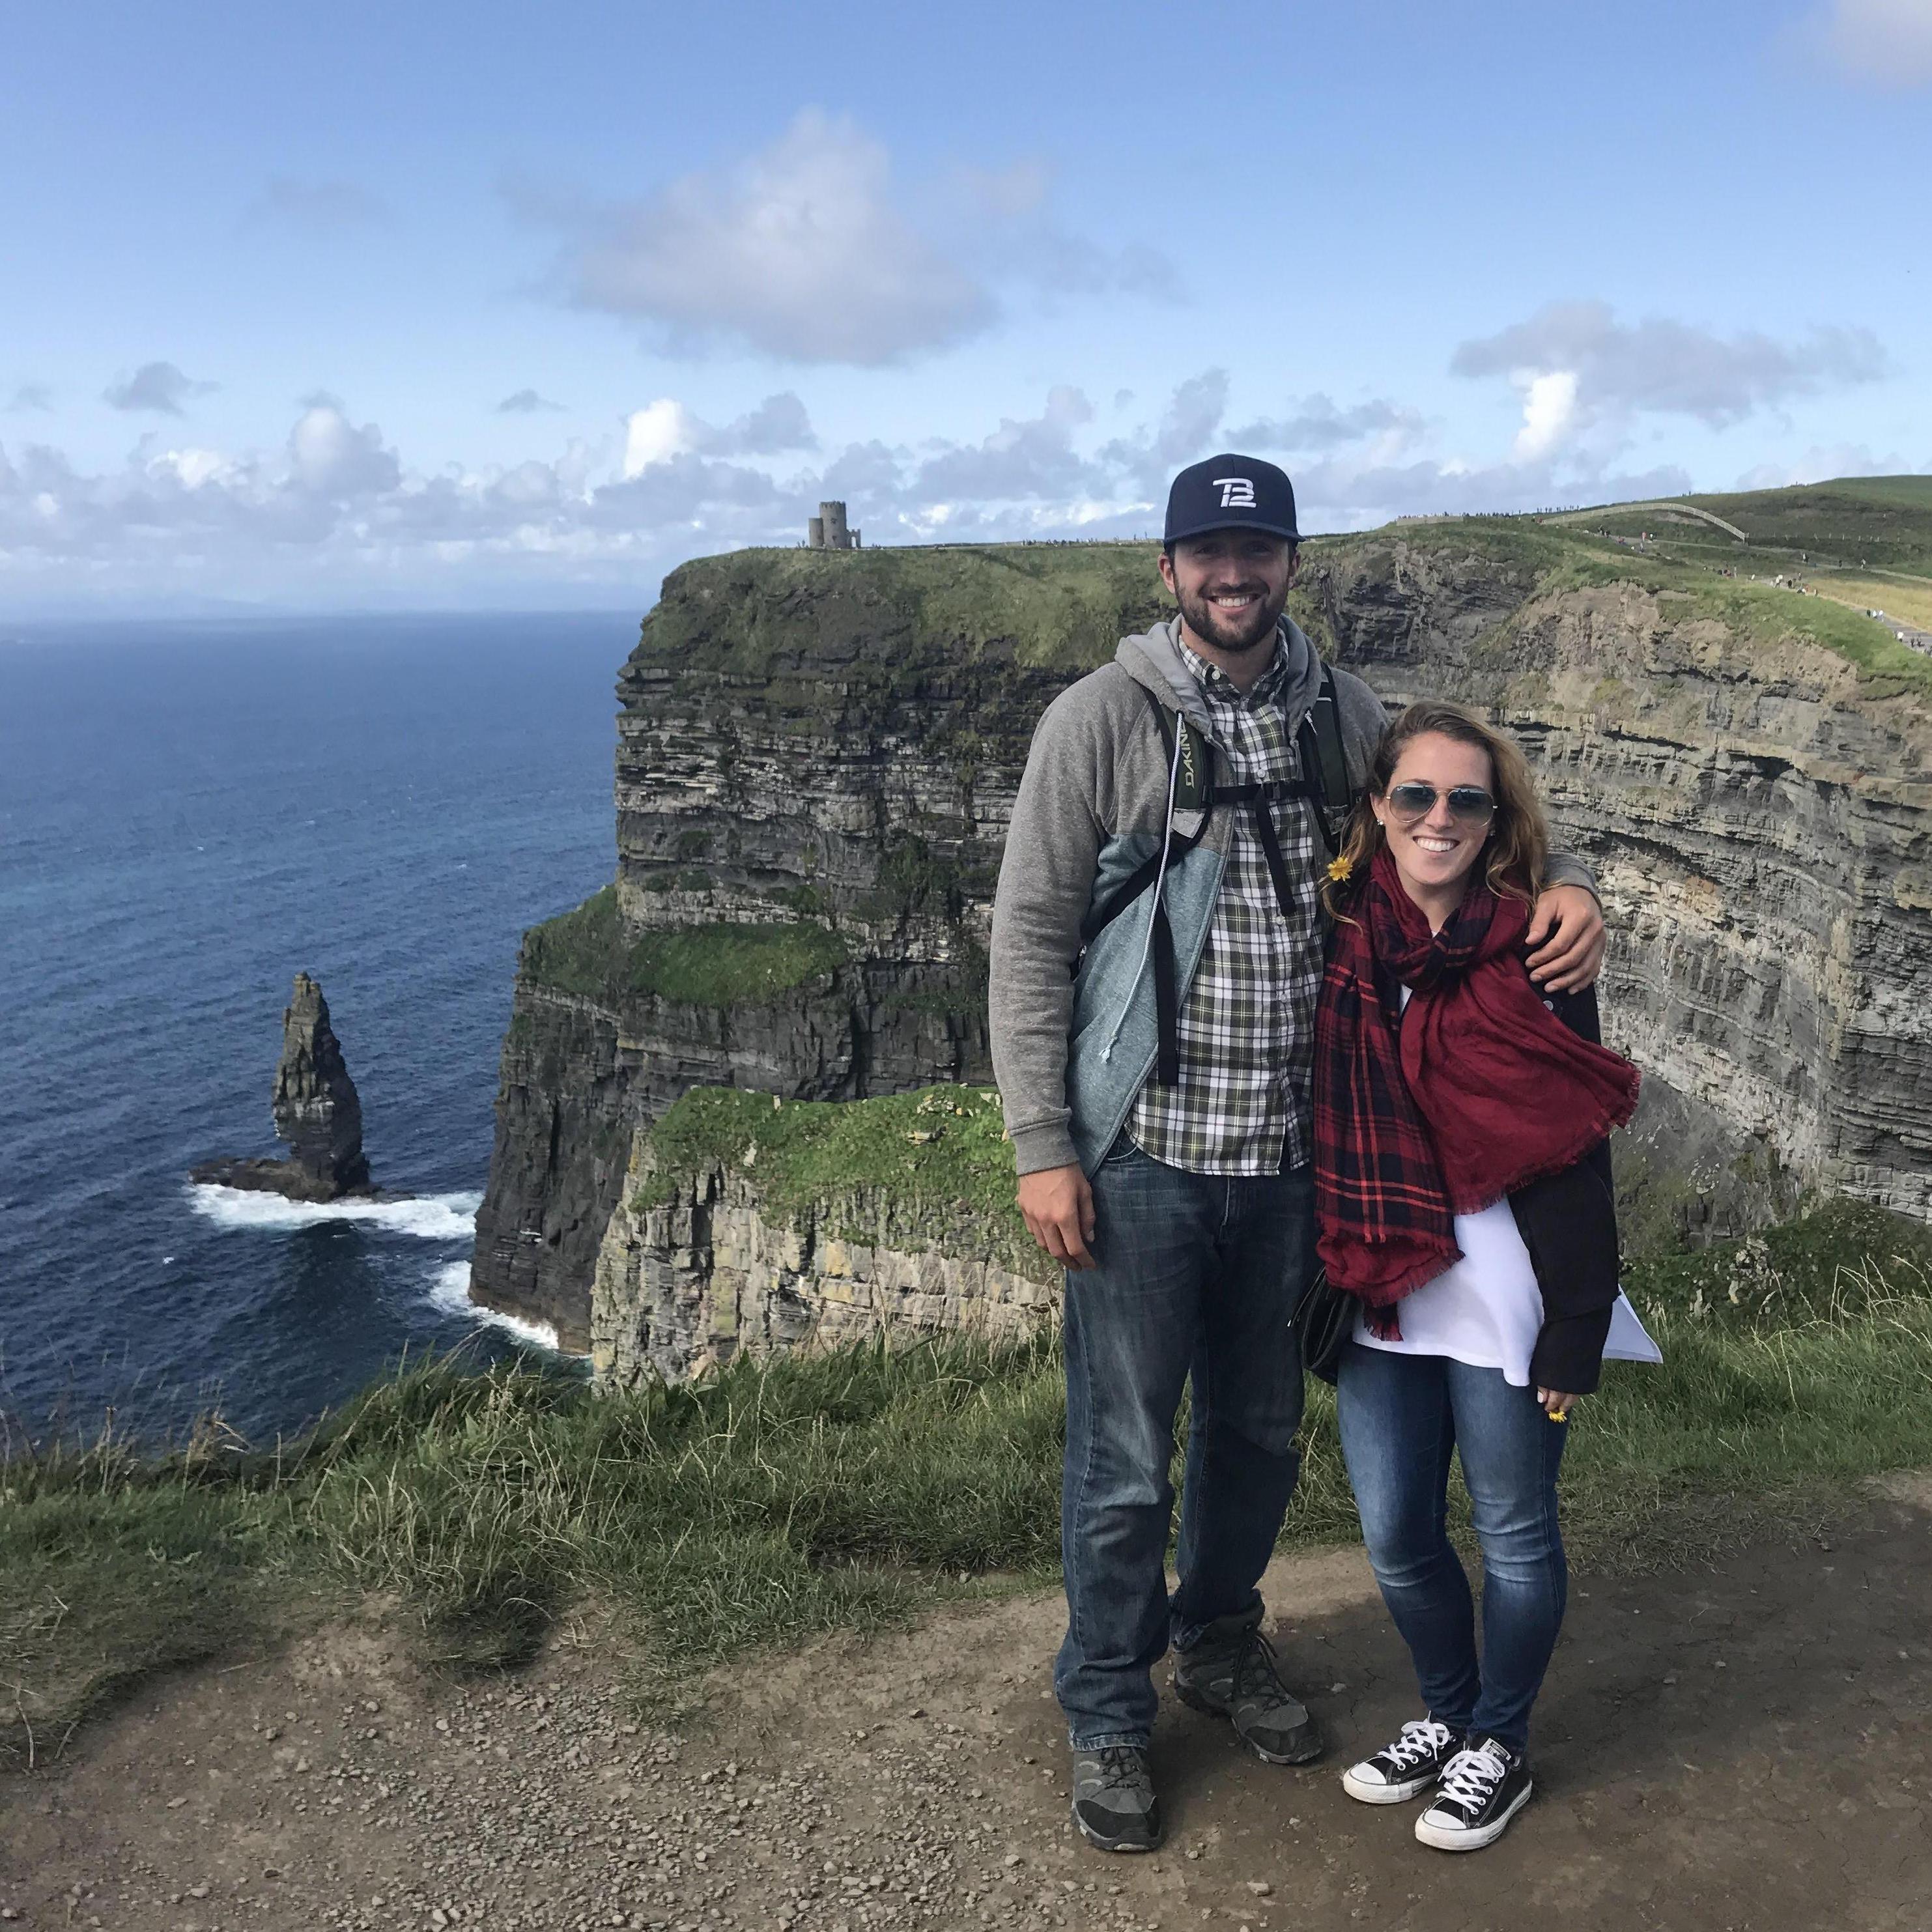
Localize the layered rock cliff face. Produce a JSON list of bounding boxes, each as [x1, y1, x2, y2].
[[475, 524, 1932, 1352], [591, 1090, 1055, 1386], [470, 547, 1166, 1348]]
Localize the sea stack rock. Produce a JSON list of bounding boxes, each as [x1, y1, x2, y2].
[[192, 973, 374, 1200]]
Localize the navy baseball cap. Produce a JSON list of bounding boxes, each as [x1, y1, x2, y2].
[[1164, 453, 1301, 546]]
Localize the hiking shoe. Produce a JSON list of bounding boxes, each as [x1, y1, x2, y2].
[[1414, 1737, 1534, 1851], [1341, 1718, 1464, 1805], [1172, 1612, 1322, 1765], [1070, 1744, 1163, 1853]]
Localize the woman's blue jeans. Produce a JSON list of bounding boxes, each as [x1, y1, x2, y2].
[[1335, 1341, 1569, 1754], [1055, 1140, 1314, 1750]]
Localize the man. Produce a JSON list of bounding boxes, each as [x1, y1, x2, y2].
[[987, 454, 1604, 1853]]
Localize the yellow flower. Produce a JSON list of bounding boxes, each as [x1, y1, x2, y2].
[[1325, 855, 1353, 884]]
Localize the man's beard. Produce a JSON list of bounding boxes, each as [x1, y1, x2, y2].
[[1178, 582, 1285, 655]]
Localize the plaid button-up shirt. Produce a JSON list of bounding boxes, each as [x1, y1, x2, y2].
[[1128, 634, 1326, 1176]]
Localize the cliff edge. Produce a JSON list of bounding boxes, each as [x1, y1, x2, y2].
[[469, 545, 1167, 1348]]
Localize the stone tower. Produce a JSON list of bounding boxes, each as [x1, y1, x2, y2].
[[806, 501, 860, 550]]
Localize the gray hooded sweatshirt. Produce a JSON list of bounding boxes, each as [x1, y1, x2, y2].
[[987, 616, 1595, 1179]]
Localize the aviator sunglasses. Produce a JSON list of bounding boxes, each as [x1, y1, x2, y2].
[[1385, 781, 1497, 825]]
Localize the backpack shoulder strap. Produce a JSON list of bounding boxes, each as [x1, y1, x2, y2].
[[1133, 680, 1212, 812], [1296, 662, 1354, 855], [1079, 685, 1211, 945]]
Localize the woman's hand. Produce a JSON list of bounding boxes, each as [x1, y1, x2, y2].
[[1535, 1387, 1582, 1421], [1525, 885, 1605, 992]]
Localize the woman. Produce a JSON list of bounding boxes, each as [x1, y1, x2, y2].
[[1312, 701, 1658, 1853]]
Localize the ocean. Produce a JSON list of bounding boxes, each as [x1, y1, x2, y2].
[[0, 612, 632, 1447]]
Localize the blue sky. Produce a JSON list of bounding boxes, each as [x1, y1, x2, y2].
[[3, 0, 1928, 611]]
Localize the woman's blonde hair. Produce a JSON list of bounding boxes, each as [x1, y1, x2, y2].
[[1321, 701, 1548, 918]]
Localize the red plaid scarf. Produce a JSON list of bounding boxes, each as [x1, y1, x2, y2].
[[1314, 845, 1640, 1333]]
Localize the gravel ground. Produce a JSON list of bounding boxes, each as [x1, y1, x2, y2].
[[6, 1491, 1932, 1932]]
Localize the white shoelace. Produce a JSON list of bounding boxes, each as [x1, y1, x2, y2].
[[1435, 1740, 1511, 1810], [1379, 1719, 1455, 1772]]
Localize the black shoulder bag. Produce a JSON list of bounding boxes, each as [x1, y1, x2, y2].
[[1294, 1268, 1356, 1385]]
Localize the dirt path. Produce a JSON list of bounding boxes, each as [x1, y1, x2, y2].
[[7, 1481, 1930, 1932]]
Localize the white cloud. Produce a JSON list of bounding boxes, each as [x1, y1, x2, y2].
[[1451, 301, 1892, 455], [103, 361, 219, 415], [561, 111, 992, 365], [623, 392, 819, 476], [288, 403, 401, 497], [1513, 371, 1579, 460], [1807, 0, 1932, 87], [537, 112, 1172, 366], [621, 399, 698, 476], [151, 446, 237, 490], [7, 382, 53, 413], [1151, 370, 1230, 467], [7, 371, 1918, 609]]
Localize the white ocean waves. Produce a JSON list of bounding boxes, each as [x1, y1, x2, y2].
[[185, 1182, 572, 1354], [427, 1260, 563, 1352], [188, 1186, 482, 1240]]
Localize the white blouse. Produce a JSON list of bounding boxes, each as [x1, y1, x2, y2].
[[1353, 986, 1662, 1387]]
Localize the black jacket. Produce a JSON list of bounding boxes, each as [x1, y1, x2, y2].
[[1507, 985, 1623, 1394]]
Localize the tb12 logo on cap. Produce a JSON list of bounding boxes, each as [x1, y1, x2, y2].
[[1212, 477, 1257, 509]]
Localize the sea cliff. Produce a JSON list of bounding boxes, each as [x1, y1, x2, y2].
[[472, 490, 1932, 1353], [469, 546, 1165, 1346]]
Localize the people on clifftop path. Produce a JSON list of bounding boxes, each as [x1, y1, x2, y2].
[[987, 453, 1608, 1854], [1314, 702, 1658, 1851]]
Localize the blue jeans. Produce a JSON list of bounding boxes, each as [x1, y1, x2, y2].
[[1055, 1139, 1314, 1749], [1335, 1342, 1569, 1754]]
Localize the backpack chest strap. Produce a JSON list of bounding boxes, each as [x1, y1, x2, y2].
[[1214, 778, 1313, 805]]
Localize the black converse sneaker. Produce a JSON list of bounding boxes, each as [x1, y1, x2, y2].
[[1414, 1737, 1534, 1851], [1341, 1718, 1464, 1805]]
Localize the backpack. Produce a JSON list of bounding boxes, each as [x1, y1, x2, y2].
[[1078, 662, 1356, 1085]]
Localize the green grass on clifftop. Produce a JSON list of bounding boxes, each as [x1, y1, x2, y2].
[[629, 477, 1932, 708], [522, 887, 849, 1009], [1683, 476, 1932, 576], [642, 1084, 1033, 1262], [634, 541, 1174, 678]]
